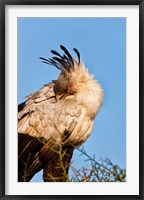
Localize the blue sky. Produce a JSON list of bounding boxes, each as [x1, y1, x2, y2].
[[18, 17, 126, 182]]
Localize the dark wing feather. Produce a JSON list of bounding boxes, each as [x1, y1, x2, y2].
[[18, 102, 26, 112], [42, 144, 74, 182], [18, 133, 45, 182], [19, 132, 74, 182]]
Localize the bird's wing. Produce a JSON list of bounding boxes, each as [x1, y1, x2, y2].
[[18, 82, 56, 139], [18, 133, 45, 182], [18, 82, 84, 181], [18, 82, 56, 181], [18, 83, 83, 142]]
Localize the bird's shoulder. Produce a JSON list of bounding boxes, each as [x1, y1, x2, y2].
[[18, 82, 55, 118], [26, 82, 56, 103]]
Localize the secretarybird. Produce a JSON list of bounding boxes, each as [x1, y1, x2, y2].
[[18, 45, 103, 182]]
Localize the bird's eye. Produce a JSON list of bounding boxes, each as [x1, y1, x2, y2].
[[66, 85, 71, 91]]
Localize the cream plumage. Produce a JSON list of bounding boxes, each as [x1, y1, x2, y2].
[[18, 45, 103, 182]]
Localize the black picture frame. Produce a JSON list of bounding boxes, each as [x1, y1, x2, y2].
[[0, 0, 143, 199]]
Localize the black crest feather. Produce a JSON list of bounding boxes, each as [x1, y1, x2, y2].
[[39, 45, 81, 72]]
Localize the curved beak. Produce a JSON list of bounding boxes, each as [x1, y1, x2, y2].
[[56, 93, 67, 102]]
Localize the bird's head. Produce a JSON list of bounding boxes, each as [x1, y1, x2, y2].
[[40, 45, 102, 103]]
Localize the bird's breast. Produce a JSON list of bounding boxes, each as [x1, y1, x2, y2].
[[67, 118, 94, 147]]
